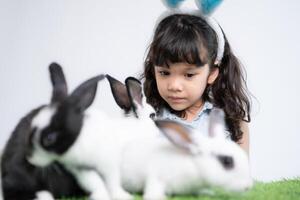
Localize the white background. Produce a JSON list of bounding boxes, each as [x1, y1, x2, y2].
[[0, 0, 299, 182]]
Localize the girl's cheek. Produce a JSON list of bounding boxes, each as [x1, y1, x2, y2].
[[156, 80, 165, 90]]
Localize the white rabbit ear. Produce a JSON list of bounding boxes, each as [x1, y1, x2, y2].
[[125, 77, 143, 118], [106, 75, 132, 113], [208, 108, 227, 139], [49, 62, 68, 103], [155, 120, 200, 154]]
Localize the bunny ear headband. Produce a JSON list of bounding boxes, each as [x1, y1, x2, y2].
[[163, 0, 225, 66]]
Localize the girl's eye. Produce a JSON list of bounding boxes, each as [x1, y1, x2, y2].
[[159, 71, 170, 76], [185, 73, 195, 78]]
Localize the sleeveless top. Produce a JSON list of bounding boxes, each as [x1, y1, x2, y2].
[[155, 101, 231, 139]]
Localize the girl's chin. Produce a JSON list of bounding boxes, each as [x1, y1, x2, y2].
[[168, 103, 188, 111]]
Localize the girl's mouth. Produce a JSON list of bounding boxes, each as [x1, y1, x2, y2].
[[168, 96, 186, 103]]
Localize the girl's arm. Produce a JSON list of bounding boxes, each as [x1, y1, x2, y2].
[[238, 121, 250, 155]]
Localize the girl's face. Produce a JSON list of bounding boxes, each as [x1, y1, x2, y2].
[[155, 63, 218, 112]]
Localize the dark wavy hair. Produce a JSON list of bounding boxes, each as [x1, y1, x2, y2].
[[141, 14, 251, 142]]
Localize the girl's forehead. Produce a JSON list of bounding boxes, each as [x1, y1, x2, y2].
[[155, 63, 208, 70]]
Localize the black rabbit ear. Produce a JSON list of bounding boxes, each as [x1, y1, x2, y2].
[[69, 75, 105, 113], [125, 77, 142, 117], [49, 62, 68, 103], [106, 75, 132, 112], [155, 120, 200, 154]]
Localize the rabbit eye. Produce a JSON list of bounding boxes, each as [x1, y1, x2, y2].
[[217, 155, 234, 170], [42, 132, 58, 147], [149, 113, 155, 119]]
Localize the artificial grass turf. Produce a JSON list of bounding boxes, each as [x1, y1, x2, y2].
[[60, 177, 300, 200]]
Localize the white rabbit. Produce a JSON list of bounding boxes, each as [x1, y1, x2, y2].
[[120, 110, 253, 200], [107, 76, 253, 200]]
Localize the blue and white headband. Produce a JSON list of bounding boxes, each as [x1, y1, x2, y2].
[[163, 0, 225, 66]]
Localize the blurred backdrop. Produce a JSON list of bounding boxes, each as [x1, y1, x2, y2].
[[1, 0, 299, 182]]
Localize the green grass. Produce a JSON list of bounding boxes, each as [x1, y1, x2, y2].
[[60, 177, 300, 200]]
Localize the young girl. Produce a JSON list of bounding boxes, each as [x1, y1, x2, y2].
[[141, 13, 251, 154]]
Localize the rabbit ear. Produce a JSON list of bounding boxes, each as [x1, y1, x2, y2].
[[155, 120, 200, 154], [49, 62, 68, 103], [106, 75, 132, 112], [208, 108, 227, 138], [125, 77, 143, 118], [68, 75, 105, 112]]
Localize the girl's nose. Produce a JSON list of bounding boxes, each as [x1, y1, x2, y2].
[[167, 78, 183, 92]]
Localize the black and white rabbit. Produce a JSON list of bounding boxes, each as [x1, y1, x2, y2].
[[26, 70, 137, 200], [106, 76, 253, 199], [0, 63, 86, 200]]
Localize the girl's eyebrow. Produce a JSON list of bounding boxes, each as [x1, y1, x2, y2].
[[185, 66, 197, 70], [155, 66, 169, 70]]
